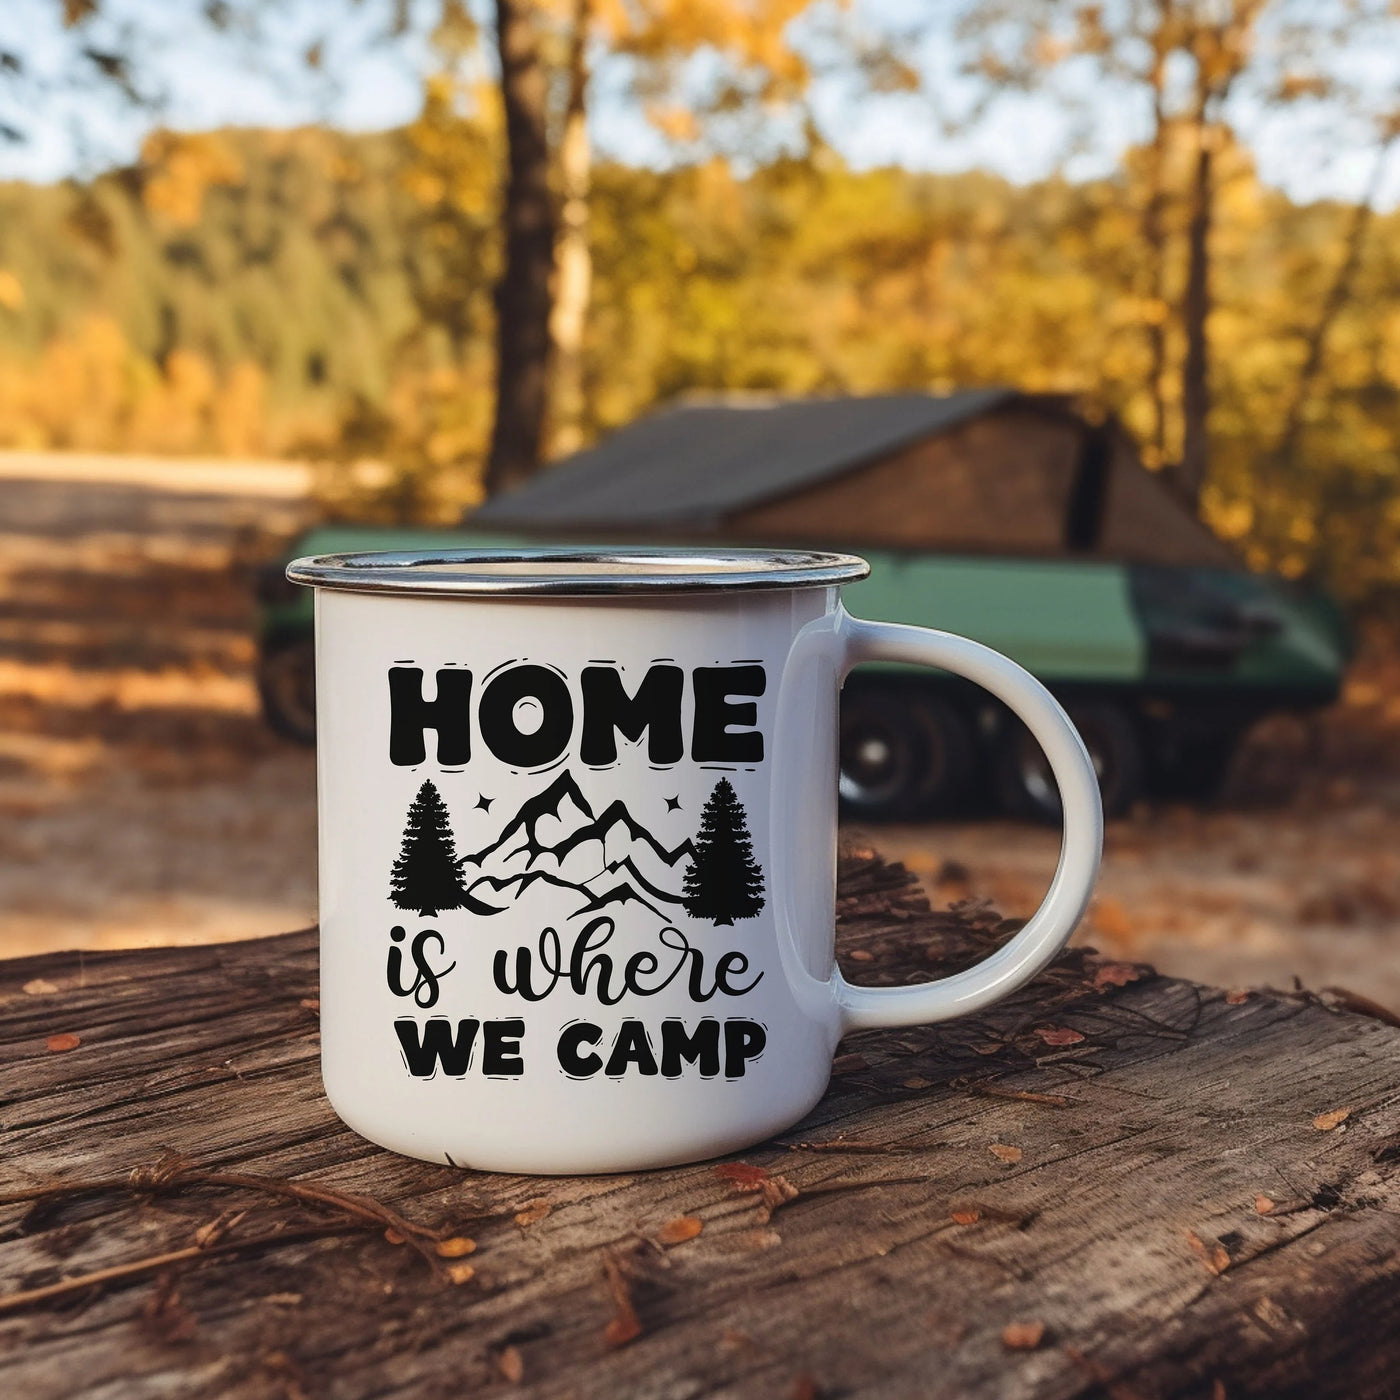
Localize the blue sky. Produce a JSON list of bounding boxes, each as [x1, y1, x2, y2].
[[1, 0, 1397, 209]]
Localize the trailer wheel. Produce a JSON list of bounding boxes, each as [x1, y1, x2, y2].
[[1153, 731, 1241, 801], [994, 701, 1143, 822], [257, 637, 317, 746], [839, 690, 973, 821]]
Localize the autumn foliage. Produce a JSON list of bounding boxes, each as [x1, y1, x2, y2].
[[0, 112, 1397, 595]]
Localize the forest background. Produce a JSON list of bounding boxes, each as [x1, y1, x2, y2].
[[2, 0, 1400, 605]]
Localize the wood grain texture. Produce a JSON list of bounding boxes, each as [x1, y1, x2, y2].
[[2, 851, 1398, 1400]]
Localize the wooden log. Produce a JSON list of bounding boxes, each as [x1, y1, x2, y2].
[[1, 850, 1398, 1399]]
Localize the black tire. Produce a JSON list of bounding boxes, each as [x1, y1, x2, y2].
[[994, 701, 1143, 822], [257, 636, 317, 745], [1152, 731, 1240, 801], [839, 689, 974, 821]]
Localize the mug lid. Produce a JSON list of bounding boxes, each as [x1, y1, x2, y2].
[[286, 545, 870, 597]]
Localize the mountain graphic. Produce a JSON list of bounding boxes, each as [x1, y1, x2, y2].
[[457, 771, 694, 921]]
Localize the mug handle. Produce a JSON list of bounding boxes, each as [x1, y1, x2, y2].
[[822, 612, 1103, 1034]]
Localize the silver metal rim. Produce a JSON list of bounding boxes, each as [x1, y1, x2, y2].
[[286, 546, 871, 596]]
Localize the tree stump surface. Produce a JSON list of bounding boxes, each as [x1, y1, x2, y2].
[[2, 850, 1398, 1400]]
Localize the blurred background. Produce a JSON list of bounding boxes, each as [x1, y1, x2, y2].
[[1, 0, 1398, 1006]]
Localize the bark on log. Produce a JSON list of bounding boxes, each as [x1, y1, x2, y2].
[[2, 850, 1398, 1399]]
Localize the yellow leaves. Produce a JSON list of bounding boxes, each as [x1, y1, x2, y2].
[[434, 1236, 476, 1258], [140, 131, 244, 227], [0, 270, 24, 312]]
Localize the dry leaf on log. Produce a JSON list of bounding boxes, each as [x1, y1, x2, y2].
[[514, 1198, 552, 1226], [1185, 1230, 1230, 1276], [654, 1216, 703, 1246], [1034, 1026, 1086, 1046], [951, 1208, 982, 1225], [602, 1255, 642, 1348], [1001, 1320, 1046, 1350], [495, 1344, 524, 1383], [22, 979, 57, 996], [989, 1144, 1023, 1164], [434, 1237, 475, 1258], [45, 1033, 80, 1053], [1092, 962, 1145, 989], [444, 1262, 475, 1286], [1254, 1194, 1275, 1215], [1225, 990, 1251, 1005], [1313, 1108, 1351, 1131]]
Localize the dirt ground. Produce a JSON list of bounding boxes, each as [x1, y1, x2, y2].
[[3, 454, 1399, 1011]]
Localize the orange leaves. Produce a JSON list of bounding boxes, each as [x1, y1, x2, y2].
[[1313, 1108, 1351, 1131], [434, 1236, 476, 1258], [1001, 1320, 1046, 1350], [1185, 1230, 1230, 1276], [1091, 961, 1146, 990], [654, 1216, 703, 1246], [951, 1208, 982, 1226], [45, 1033, 81, 1053], [989, 1144, 1023, 1164], [602, 1255, 642, 1349], [514, 1198, 552, 1227], [1034, 1025, 1085, 1046]]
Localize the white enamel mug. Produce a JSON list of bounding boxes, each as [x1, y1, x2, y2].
[[287, 547, 1102, 1174]]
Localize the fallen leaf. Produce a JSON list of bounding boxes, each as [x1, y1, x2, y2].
[[602, 1255, 641, 1348], [989, 1144, 1022, 1164], [831, 1053, 870, 1075], [1001, 1320, 1046, 1350], [846, 948, 875, 963], [434, 1236, 476, 1258], [902, 1076, 933, 1089], [445, 1262, 476, 1285], [1185, 1230, 1229, 1276], [951, 1208, 982, 1225], [1313, 1108, 1351, 1131], [972, 1041, 1005, 1056], [496, 1344, 524, 1383], [1034, 1026, 1085, 1046], [1254, 1194, 1275, 1215], [1225, 989, 1250, 1005], [22, 978, 58, 996], [655, 1215, 703, 1246], [514, 1197, 552, 1226], [714, 1162, 771, 1188], [383, 1227, 406, 1245], [1092, 962, 1144, 989], [45, 1033, 81, 1053]]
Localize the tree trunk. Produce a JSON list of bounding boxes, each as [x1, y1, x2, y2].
[[1176, 107, 1213, 509], [485, 0, 556, 497], [548, 0, 593, 460], [1275, 129, 1398, 475], [1141, 13, 1172, 468]]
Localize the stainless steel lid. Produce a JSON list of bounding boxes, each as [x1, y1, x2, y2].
[[285, 545, 870, 596]]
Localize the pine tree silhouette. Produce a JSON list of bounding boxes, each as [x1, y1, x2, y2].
[[390, 780, 469, 917], [682, 778, 765, 926]]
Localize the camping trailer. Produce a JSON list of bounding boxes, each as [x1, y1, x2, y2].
[[257, 390, 1350, 820]]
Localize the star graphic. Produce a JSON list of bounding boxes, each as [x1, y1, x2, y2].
[[475, 794, 494, 812], [664, 795, 682, 812]]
